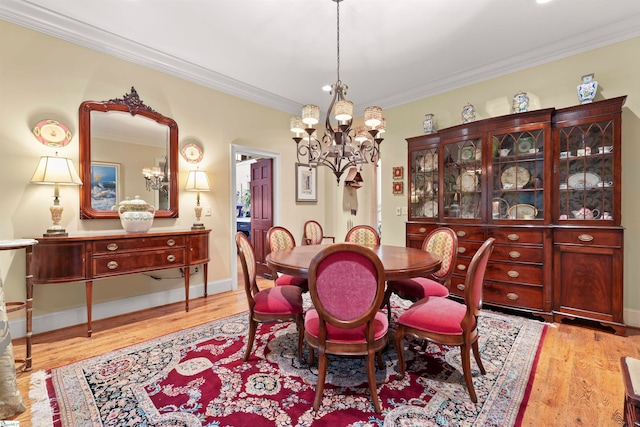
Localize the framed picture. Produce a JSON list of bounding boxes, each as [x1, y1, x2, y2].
[[393, 181, 404, 194], [296, 163, 317, 202], [393, 166, 404, 180], [90, 162, 121, 210]]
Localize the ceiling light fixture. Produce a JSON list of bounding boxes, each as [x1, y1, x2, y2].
[[290, 0, 384, 184]]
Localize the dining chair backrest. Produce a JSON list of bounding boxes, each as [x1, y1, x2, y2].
[[344, 225, 380, 246], [267, 226, 297, 252], [463, 237, 495, 321], [308, 243, 386, 332], [303, 220, 335, 245], [422, 227, 458, 281], [236, 232, 258, 303]]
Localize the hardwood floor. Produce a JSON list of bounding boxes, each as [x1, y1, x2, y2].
[[8, 275, 640, 425]]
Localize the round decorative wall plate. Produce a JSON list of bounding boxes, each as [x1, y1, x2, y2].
[[33, 120, 72, 147], [181, 142, 204, 163], [501, 166, 530, 189]]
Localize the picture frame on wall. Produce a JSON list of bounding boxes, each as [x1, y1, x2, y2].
[[90, 162, 121, 210], [393, 166, 404, 180], [296, 163, 317, 202], [393, 181, 404, 194]]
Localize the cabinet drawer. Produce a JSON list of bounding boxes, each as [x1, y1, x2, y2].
[[485, 261, 543, 284], [93, 249, 185, 276], [450, 277, 544, 311], [554, 229, 622, 247], [488, 228, 544, 244], [491, 245, 543, 263], [406, 223, 437, 237], [456, 241, 482, 259], [450, 225, 485, 241], [93, 236, 186, 253]]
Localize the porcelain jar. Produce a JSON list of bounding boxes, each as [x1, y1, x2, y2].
[[461, 103, 476, 123], [117, 196, 156, 233], [512, 91, 529, 113], [423, 114, 436, 134], [577, 73, 598, 104]]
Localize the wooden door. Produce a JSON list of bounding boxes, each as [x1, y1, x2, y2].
[[250, 158, 273, 276]]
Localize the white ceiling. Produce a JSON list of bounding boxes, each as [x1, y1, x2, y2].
[[2, 0, 640, 116]]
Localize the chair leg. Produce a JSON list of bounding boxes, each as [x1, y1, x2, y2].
[[394, 326, 406, 379], [382, 286, 394, 324], [244, 317, 257, 362], [376, 349, 384, 369], [471, 339, 486, 375], [313, 350, 328, 412], [460, 343, 478, 403], [366, 350, 383, 414], [295, 315, 304, 360]]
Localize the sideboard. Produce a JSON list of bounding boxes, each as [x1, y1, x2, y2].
[[31, 229, 210, 337]]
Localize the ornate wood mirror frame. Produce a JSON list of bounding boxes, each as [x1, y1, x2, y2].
[[79, 87, 179, 219]]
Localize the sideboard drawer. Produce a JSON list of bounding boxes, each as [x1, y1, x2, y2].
[[490, 245, 543, 263], [93, 236, 186, 253], [93, 249, 186, 276], [488, 228, 544, 245], [483, 281, 544, 311], [554, 229, 622, 247], [449, 225, 485, 242], [485, 261, 543, 285], [406, 223, 437, 237], [456, 241, 482, 259]]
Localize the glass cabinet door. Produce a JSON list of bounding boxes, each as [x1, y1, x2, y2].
[[443, 138, 482, 220], [557, 121, 615, 222], [410, 147, 439, 219], [491, 129, 545, 220]]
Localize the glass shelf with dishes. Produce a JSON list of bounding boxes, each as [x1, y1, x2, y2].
[[491, 130, 545, 220], [410, 147, 439, 219], [557, 122, 616, 221], [443, 138, 482, 220]]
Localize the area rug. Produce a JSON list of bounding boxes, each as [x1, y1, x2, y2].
[[29, 295, 546, 426]]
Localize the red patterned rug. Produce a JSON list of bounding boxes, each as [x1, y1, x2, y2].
[[29, 296, 546, 426]]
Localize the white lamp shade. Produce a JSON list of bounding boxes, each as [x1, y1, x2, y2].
[[302, 104, 320, 126], [30, 156, 82, 185], [290, 116, 304, 134], [364, 106, 383, 128], [185, 170, 211, 191], [334, 100, 353, 121]]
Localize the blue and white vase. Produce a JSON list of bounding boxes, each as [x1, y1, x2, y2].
[[577, 73, 598, 104], [512, 91, 529, 113], [423, 113, 436, 134], [461, 103, 476, 123]]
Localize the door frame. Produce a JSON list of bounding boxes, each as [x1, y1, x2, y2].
[[230, 144, 281, 290]]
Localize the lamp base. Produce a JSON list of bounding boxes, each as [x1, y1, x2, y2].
[[191, 223, 205, 230], [44, 228, 68, 237]]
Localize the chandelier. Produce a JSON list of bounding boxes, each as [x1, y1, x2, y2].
[[290, 0, 384, 184]]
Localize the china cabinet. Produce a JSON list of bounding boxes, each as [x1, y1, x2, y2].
[[406, 96, 626, 334]]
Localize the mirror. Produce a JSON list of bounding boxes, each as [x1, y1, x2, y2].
[[79, 87, 179, 219]]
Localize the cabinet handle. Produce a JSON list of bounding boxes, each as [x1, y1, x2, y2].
[[167, 239, 176, 246], [107, 261, 119, 270], [106, 243, 118, 251], [457, 231, 466, 237], [506, 292, 519, 301], [456, 264, 466, 271], [167, 255, 176, 263], [457, 284, 465, 291], [507, 234, 520, 241], [578, 234, 594, 242], [418, 227, 427, 233], [458, 247, 467, 254], [509, 251, 521, 259], [507, 270, 520, 278]]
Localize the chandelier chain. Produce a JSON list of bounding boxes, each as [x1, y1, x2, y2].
[[336, 0, 340, 83]]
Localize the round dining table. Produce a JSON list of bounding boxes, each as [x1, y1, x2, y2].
[[265, 244, 441, 281]]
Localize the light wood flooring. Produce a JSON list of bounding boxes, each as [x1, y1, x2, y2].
[[8, 275, 640, 426]]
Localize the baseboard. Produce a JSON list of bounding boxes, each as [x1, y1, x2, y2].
[[9, 278, 233, 339], [625, 307, 640, 329]]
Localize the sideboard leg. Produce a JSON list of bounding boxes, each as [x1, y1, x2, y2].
[[86, 280, 93, 337], [184, 269, 190, 312]]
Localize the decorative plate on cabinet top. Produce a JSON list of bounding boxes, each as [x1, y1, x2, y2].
[[32, 120, 72, 147], [501, 166, 530, 189], [568, 172, 600, 190], [457, 170, 478, 192], [180, 142, 204, 163]]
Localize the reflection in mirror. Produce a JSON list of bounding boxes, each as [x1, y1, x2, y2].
[[79, 87, 179, 219]]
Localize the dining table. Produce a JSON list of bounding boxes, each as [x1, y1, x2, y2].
[[265, 243, 441, 282]]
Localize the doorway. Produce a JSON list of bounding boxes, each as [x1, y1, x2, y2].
[[230, 145, 280, 290]]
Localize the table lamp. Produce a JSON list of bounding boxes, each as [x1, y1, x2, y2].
[[185, 168, 211, 230], [30, 154, 83, 236]]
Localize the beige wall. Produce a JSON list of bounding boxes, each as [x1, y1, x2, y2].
[[1, 20, 638, 330]]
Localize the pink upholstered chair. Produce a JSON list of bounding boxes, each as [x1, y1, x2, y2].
[[266, 226, 309, 291], [384, 227, 458, 322], [303, 220, 335, 245], [344, 225, 381, 246], [236, 232, 304, 361], [304, 243, 388, 413], [394, 237, 495, 403]]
